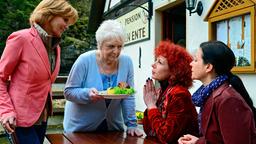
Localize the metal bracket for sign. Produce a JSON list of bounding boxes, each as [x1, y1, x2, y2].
[[114, 0, 152, 46], [128, 0, 153, 20]]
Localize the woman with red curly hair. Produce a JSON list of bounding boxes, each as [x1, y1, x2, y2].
[[143, 41, 199, 143]]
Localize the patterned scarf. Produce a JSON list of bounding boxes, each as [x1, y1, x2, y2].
[[192, 75, 228, 134], [34, 23, 60, 72]]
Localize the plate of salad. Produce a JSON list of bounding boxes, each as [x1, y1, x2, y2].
[[98, 82, 135, 99], [98, 91, 130, 99]]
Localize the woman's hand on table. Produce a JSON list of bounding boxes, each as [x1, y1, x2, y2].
[[178, 134, 198, 144], [89, 88, 104, 103], [143, 78, 157, 109], [127, 127, 144, 136]]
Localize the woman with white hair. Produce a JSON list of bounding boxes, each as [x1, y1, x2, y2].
[[63, 19, 143, 136]]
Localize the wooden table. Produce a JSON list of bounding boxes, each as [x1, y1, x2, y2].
[[46, 132, 160, 144]]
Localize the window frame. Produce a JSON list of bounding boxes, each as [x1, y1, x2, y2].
[[207, 1, 255, 73]]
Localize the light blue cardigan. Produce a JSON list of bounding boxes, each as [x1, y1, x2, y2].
[[63, 50, 137, 132]]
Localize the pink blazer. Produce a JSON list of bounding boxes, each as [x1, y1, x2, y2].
[[0, 27, 60, 127]]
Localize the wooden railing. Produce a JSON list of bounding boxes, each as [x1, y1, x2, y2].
[[52, 76, 67, 115], [54, 76, 68, 83]]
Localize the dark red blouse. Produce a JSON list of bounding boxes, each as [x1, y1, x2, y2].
[[143, 85, 199, 144]]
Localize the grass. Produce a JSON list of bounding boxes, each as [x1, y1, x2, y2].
[[0, 135, 8, 144]]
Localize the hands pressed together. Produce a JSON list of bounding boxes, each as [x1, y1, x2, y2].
[[143, 78, 199, 143], [143, 78, 158, 109]]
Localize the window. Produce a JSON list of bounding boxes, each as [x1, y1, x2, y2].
[[104, 0, 121, 12], [205, 0, 256, 73]]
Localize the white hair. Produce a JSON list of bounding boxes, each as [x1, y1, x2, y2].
[[95, 19, 126, 49]]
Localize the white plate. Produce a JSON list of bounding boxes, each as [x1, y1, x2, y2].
[[98, 91, 130, 99]]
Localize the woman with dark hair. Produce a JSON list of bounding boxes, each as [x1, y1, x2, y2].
[[143, 41, 199, 143], [178, 41, 256, 144]]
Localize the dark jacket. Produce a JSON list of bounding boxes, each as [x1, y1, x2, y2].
[[197, 82, 256, 144]]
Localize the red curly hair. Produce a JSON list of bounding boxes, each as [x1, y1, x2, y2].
[[154, 41, 193, 88]]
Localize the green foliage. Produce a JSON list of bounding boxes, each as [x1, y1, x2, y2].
[[64, 0, 94, 47], [0, 0, 41, 54], [136, 111, 144, 120], [59, 0, 94, 74], [108, 87, 135, 95], [0, 0, 93, 75], [237, 56, 250, 66], [0, 0, 93, 53]]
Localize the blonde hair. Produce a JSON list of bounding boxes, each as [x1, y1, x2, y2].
[[30, 0, 78, 26]]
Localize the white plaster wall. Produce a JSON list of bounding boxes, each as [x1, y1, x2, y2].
[[123, 42, 155, 111], [238, 74, 256, 105], [186, 1, 256, 105], [185, 0, 214, 94], [122, 0, 174, 111], [123, 0, 256, 111], [122, 0, 166, 111]]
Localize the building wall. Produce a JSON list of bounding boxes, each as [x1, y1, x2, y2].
[[185, 0, 214, 94], [185, 0, 256, 105], [123, 0, 178, 111], [124, 0, 256, 111], [123, 32, 155, 111]]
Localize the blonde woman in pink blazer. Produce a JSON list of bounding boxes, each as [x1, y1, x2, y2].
[[0, 0, 78, 143]]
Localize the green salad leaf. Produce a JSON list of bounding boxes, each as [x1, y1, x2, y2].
[[108, 87, 135, 95]]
